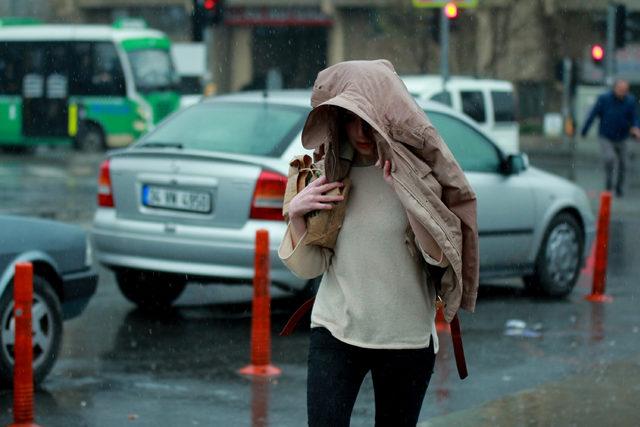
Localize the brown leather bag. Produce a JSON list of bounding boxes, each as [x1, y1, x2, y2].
[[282, 154, 351, 249]]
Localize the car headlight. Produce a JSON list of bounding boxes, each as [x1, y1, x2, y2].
[[85, 236, 93, 267]]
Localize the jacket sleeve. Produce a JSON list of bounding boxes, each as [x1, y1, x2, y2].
[[581, 96, 602, 137], [278, 222, 333, 280], [419, 125, 479, 313], [630, 97, 640, 128]]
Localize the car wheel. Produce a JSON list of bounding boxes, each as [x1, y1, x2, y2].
[[74, 122, 105, 153], [0, 276, 63, 387], [115, 269, 187, 310], [524, 213, 584, 297]]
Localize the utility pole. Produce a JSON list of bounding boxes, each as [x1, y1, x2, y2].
[[440, 6, 450, 86], [561, 57, 572, 145], [606, 3, 616, 86], [561, 57, 576, 181]]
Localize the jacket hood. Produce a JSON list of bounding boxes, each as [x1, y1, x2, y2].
[[302, 60, 429, 181]]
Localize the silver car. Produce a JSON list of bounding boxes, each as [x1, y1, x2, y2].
[[91, 90, 595, 309]]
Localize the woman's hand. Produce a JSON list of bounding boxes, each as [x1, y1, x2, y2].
[[288, 176, 344, 247], [288, 175, 345, 220], [375, 158, 394, 187]]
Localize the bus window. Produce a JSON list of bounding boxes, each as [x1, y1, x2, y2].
[[92, 43, 126, 96], [23, 44, 46, 98], [0, 42, 24, 95], [70, 42, 125, 96]]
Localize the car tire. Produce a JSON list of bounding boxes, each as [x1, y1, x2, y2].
[[524, 213, 584, 297], [115, 269, 187, 310], [74, 122, 105, 153], [0, 276, 63, 387]]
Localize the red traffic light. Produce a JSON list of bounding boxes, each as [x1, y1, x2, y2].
[[444, 2, 459, 19], [591, 44, 605, 62], [204, 0, 217, 10]]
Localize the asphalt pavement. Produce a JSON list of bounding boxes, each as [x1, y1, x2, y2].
[[1, 138, 640, 426]]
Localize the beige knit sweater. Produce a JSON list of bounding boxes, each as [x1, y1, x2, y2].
[[278, 165, 445, 351]]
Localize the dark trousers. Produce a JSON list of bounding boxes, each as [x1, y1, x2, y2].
[[599, 137, 628, 195], [307, 327, 436, 427]]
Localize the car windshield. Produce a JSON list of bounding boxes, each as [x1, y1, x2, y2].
[[139, 102, 308, 157], [127, 48, 176, 92]]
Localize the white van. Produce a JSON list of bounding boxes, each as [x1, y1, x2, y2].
[[401, 75, 520, 153]]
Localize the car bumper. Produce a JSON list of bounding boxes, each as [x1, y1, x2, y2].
[[61, 267, 99, 320], [90, 209, 307, 291]]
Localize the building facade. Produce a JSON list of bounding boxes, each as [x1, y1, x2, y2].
[[23, 0, 640, 126]]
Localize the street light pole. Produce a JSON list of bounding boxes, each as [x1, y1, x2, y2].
[[440, 6, 450, 86], [606, 3, 616, 85]]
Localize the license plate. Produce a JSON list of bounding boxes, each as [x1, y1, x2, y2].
[[142, 185, 212, 213]]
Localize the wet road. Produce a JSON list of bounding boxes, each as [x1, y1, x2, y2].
[[1, 147, 640, 426]]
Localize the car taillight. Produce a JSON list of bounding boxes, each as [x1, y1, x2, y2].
[[250, 170, 287, 221], [97, 159, 114, 208]]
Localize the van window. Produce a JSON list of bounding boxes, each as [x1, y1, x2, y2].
[[492, 91, 515, 122], [430, 91, 452, 106], [427, 111, 501, 173], [460, 91, 486, 123]]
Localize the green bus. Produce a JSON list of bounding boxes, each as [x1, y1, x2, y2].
[[0, 19, 181, 152]]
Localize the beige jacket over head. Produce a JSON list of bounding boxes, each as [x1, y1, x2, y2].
[[301, 59, 479, 321]]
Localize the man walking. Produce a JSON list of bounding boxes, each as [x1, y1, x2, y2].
[[581, 79, 640, 197]]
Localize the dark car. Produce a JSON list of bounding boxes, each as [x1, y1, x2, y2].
[[0, 215, 98, 385]]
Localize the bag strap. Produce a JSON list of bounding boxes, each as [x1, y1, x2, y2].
[[279, 296, 316, 336], [450, 314, 468, 379]]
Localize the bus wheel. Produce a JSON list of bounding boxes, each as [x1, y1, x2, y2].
[[75, 123, 105, 153]]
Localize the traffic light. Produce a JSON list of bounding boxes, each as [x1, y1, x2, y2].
[[429, 2, 461, 42], [591, 44, 605, 64], [203, 0, 224, 25], [444, 2, 459, 20], [615, 4, 626, 48], [191, 0, 224, 42]]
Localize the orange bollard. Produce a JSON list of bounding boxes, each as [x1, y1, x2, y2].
[[239, 230, 281, 377], [585, 191, 613, 303], [10, 262, 41, 427]]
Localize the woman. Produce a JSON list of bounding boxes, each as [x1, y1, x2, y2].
[[278, 60, 478, 426]]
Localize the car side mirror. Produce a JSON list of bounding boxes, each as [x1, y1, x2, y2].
[[502, 153, 528, 175]]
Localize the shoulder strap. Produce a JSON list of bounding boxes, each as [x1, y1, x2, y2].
[[279, 297, 315, 336], [450, 314, 468, 379]]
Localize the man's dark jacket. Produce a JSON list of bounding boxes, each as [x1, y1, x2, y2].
[[581, 91, 639, 142]]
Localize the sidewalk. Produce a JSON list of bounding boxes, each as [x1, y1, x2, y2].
[[520, 135, 640, 218], [419, 354, 640, 427], [520, 134, 639, 164]]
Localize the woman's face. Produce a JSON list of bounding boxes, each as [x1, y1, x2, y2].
[[341, 110, 376, 159]]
